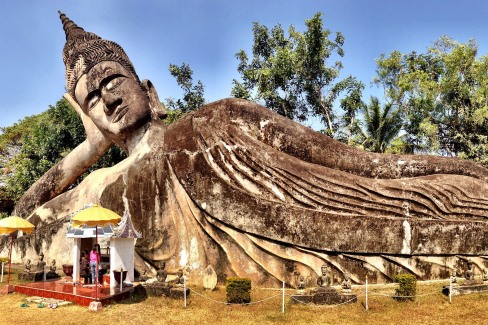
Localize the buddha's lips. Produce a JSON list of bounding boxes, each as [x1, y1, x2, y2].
[[112, 105, 128, 123]]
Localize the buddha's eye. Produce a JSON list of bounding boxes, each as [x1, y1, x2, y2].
[[87, 94, 100, 111], [105, 76, 125, 91]]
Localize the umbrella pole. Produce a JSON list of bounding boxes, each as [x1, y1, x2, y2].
[[7, 233, 13, 286], [95, 224, 98, 301]]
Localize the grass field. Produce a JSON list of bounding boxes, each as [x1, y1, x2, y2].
[[1, 268, 488, 325]]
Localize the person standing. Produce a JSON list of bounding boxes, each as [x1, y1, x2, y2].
[[89, 245, 100, 284], [80, 250, 90, 284]]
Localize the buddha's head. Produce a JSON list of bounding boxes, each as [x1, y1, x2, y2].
[[159, 261, 166, 270], [59, 12, 165, 150], [320, 264, 328, 276]]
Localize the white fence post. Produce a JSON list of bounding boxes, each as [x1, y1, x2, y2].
[[449, 275, 452, 304], [184, 276, 187, 308], [282, 281, 285, 313], [365, 276, 369, 311]]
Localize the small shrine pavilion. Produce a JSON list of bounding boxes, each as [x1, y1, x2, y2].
[[66, 208, 141, 287]]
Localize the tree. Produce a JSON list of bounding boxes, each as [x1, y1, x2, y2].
[[232, 13, 364, 136], [360, 96, 403, 153], [374, 36, 488, 162], [5, 99, 125, 202], [165, 63, 206, 125]]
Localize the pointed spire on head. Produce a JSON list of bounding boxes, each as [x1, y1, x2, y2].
[[58, 10, 86, 40], [58, 11, 139, 99]]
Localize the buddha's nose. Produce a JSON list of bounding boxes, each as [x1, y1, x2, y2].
[[102, 92, 122, 115]]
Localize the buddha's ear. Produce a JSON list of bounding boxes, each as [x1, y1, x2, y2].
[[141, 79, 167, 119]]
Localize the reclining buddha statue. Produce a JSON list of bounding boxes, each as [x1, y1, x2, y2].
[[12, 12, 488, 286]]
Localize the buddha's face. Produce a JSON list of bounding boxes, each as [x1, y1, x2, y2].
[[321, 265, 328, 275], [75, 61, 151, 144]]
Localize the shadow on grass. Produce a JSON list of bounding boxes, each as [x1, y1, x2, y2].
[[115, 285, 149, 305]]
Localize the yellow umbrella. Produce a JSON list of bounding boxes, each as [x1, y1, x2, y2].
[[0, 216, 35, 294], [71, 204, 121, 302], [0, 216, 35, 235], [71, 205, 121, 228]]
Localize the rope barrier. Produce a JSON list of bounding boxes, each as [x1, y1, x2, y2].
[[188, 287, 282, 306], [368, 291, 439, 298], [182, 278, 488, 310], [455, 283, 488, 289]]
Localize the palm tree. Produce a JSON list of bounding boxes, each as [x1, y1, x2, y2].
[[361, 96, 403, 153]]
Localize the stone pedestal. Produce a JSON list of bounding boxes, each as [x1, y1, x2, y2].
[[143, 282, 172, 296], [88, 301, 103, 311], [290, 294, 313, 304], [1, 284, 14, 294], [18, 270, 60, 282], [18, 272, 44, 282], [442, 283, 488, 296], [140, 283, 190, 298], [168, 286, 190, 298], [312, 291, 357, 304], [46, 271, 61, 280], [291, 288, 357, 305]]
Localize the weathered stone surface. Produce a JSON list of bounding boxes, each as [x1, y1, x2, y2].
[[291, 289, 357, 305], [290, 294, 313, 304], [88, 301, 102, 311], [142, 282, 172, 297], [140, 282, 189, 299], [203, 265, 217, 291], [6, 12, 488, 288], [312, 291, 357, 305], [18, 271, 60, 282], [9, 99, 488, 286]]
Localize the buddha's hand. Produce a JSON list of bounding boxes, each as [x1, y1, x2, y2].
[[63, 93, 111, 148]]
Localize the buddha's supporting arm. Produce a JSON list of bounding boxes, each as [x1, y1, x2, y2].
[[15, 94, 112, 217]]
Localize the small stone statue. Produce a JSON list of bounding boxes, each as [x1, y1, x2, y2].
[[465, 260, 475, 281], [296, 275, 307, 295], [175, 268, 184, 286], [24, 259, 32, 273], [341, 273, 352, 293], [317, 264, 332, 288], [139, 268, 150, 282], [156, 261, 167, 283], [50, 259, 56, 272], [450, 270, 457, 284], [483, 269, 488, 282], [37, 252, 46, 271]]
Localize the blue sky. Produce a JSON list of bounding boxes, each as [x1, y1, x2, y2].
[[1, 0, 488, 130]]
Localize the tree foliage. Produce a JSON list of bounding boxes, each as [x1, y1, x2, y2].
[[360, 96, 403, 153], [374, 36, 488, 162], [165, 63, 206, 125], [232, 13, 364, 136], [4, 99, 125, 203]]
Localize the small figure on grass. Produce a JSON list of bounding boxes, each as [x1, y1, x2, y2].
[[341, 273, 352, 293], [24, 259, 32, 273], [465, 259, 475, 282], [50, 259, 56, 272], [156, 261, 167, 284], [483, 269, 488, 282]]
